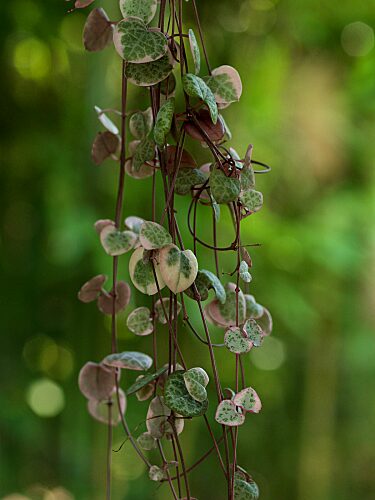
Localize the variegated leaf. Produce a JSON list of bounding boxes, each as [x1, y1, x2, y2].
[[205, 283, 246, 327], [125, 51, 175, 86], [234, 475, 260, 499], [129, 247, 165, 295], [119, 0, 157, 24], [133, 136, 155, 172], [243, 318, 264, 347], [215, 399, 245, 426], [204, 65, 242, 105], [233, 387, 262, 414], [244, 294, 264, 319], [129, 108, 153, 139], [139, 221, 172, 250], [210, 167, 241, 204], [113, 18, 167, 64], [103, 351, 153, 371], [188, 29, 201, 74], [158, 244, 198, 294], [154, 297, 181, 324], [137, 432, 157, 451], [240, 189, 263, 213], [175, 168, 207, 195], [224, 327, 253, 354], [182, 73, 218, 124], [154, 97, 175, 147], [149, 465, 165, 482], [126, 367, 167, 395], [239, 260, 252, 283], [126, 307, 153, 336], [164, 371, 208, 417], [100, 225, 137, 256], [124, 215, 145, 234]]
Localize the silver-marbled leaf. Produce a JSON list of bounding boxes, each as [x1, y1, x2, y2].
[[188, 29, 201, 75], [129, 247, 165, 295], [126, 306, 153, 336], [164, 371, 208, 417], [119, 0, 157, 24], [100, 225, 137, 256], [215, 399, 245, 426], [224, 327, 253, 354], [210, 167, 241, 204], [153, 97, 175, 147], [139, 221, 172, 250], [182, 73, 218, 124], [158, 244, 198, 294], [103, 351, 153, 371]]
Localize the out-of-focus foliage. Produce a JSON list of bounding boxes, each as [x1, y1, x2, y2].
[[1, 0, 375, 499]]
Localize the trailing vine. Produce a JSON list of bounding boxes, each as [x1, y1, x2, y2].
[[74, 0, 273, 498]]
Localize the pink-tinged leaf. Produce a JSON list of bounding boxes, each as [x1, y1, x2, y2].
[[165, 145, 197, 173], [78, 274, 107, 303], [154, 297, 181, 324], [100, 225, 137, 256], [91, 131, 120, 165], [257, 307, 273, 336], [233, 387, 262, 414], [75, 0, 95, 8], [215, 399, 245, 426], [103, 351, 153, 371], [87, 388, 126, 425], [224, 326, 253, 354], [97, 281, 131, 315], [124, 216, 145, 234], [184, 109, 225, 143], [83, 8, 114, 52], [243, 318, 264, 347], [94, 219, 115, 234], [158, 244, 198, 294], [205, 283, 246, 327], [78, 362, 117, 400]]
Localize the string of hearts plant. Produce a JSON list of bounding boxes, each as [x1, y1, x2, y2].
[[74, 0, 273, 498]]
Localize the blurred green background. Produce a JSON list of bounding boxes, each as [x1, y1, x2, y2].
[[1, 0, 375, 499]]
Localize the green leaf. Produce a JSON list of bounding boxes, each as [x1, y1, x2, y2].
[[126, 307, 153, 336], [215, 399, 245, 426], [113, 18, 167, 63], [149, 465, 165, 482], [186, 269, 226, 304], [233, 387, 262, 413], [154, 297, 181, 324], [175, 168, 206, 195], [182, 73, 218, 124], [244, 294, 263, 319], [133, 137, 155, 172], [188, 29, 201, 74], [183, 368, 209, 403], [119, 0, 157, 24], [243, 319, 264, 347], [239, 260, 252, 283], [146, 395, 184, 438], [158, 244, 198, 294], [126, 367, 168, 395], [164, 371, 208, 417], [139, 221, 172, 250], [137, 432, 157, 451], [100, 225, 137, 256], [129, 247, 165, 295], [154, 97, 175, 147], [103, 351, 153, 371], [224, 327, 253, 354], [129, 108, 153, 139], [125, 52, 175, 86], [234, 477, 260, 499], [240, 189, 263, 213], [241, 154, 255, 191], [210, 168, 241, 204], [204, 65, 242, 105]]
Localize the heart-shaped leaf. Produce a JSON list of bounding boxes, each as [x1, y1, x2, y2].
[[135, 377, 155, 401], [127, 306, 153, 336], [129, 108, 153, 139], [154, 97, 175, 147], [91, 131, 119, 165], [188, 29, 201, 75], [183, 368, 209, 403], [94, 219, 115, 234], [129, 247, 165, 295], [103, 351, 153, 371], [114, 18, 168, 64], [137, 432, 157, 451], [139, 221, 172, 250], [146, 395, 184, 438], [95, 106, 119, 135], [186, 269, 226, 304], [234, 475, 260, 499], [182, 74, 218, 124], [210, 167, 241, 204], [164, 371, 208, 417], [240, 189, 263, 213], [97, 281, 131, 315], [125, 142, 154, 178], [87, 388, 126, 426], [124, 215, 145, 234], [224, 327, 253, 354], [149, 465, 165, 482], [204, 65, 242, 105], [185, 109, 225, 143], [244, 295, 264, 320], [78, 274, 107, 303], [243, 319, 264, 347], [119, 0, 157, 24], [175, 168, 207, 195], [205, 283, 246, 327], [154, 297, 182, 324], [158, 244, 198, 294], [239, 260, 252, 283], [83, 8, 113, 52], [241, 162, 255, 192], [233, 387, 262, 414], [215, 399, 245, 426], [125, 51, 175, 86], [126, 366, 167, 395], [100, 225, 137, 256], [256, 307, 273, 336], [78, 362, 117, 400], [133, 137, 155, 172]]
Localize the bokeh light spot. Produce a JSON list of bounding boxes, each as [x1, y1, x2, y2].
[[13, 38, 51, 80], [26, 379, 65, 417], [341, 22, 374, 57], [251, 337, 286, 370]]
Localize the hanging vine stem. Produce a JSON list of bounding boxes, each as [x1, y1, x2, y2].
[[76, 0, 273, 498]]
